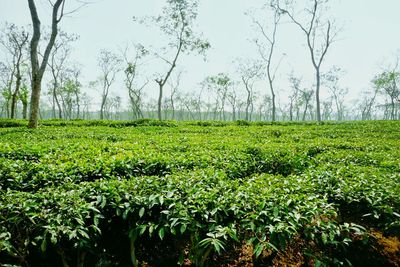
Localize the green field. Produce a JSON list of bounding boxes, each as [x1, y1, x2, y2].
[[0, 120, 399, 266]]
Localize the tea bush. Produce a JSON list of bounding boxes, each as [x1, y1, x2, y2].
[[0, 120, 399, 266]]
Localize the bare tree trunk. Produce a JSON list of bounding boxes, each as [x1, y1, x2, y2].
[[315, 70, 321, 122], [27, 0, 65, 128], [28, 0, 43, 126], [29, 79, 41, 126], [6, 65, 16, 118], [155, 24, 184, 121], [100, 93, 107, 120], [10, 73, 21, 119], [75, 92, 80, 119], [302, 104, 308, 121], [253, 10, 280, 122], [277, 1, 335, 123], [289, 100, 294, 121], [157, 84, 163, 120], [53, 85, 63, 119], [171, 95, 175, 120], [22, 101, 28, 119], [271, 90, 276, 122], [391, 98, 395, 120], [245, 85, 251, 121]]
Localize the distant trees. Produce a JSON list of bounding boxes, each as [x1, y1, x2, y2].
[[226, 84, 239, 121], [288, 73, 314, 121], [288, 74, 301, 121], [237, 60, 263, 121], [47, 31, 78, 119], [373, 63, 400, 120], [59, 67, 81, 119], [323, 67, 348, 121], [0, 23, 30, 119], [204, 73, 232, 121], [357, 89, 378, 120], [0, 61, 12, 117], [94, 50, 121, 120], [122, 44, 149, 120]]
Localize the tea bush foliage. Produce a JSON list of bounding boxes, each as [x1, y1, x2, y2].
[[0, 120, 399, 266]]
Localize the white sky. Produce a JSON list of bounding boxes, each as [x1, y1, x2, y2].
[[1, 0, 400, 108]]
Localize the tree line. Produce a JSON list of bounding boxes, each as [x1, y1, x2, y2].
[[0, 0, 399, 128]]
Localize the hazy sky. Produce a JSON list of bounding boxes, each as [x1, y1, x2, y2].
[[1, 0, 400, 108]]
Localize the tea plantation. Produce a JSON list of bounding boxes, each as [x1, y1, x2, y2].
[[0, 120, 399, 266]]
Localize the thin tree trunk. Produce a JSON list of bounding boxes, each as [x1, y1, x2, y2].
[[391, 98, 395, 120], [53, 86, 62, 119], [171, 97, 175, 120], [10, 74, 21, 119], [75, 92, 80, 119], [100, 96, 106, 120], [315, 70, 321, 122], [157, 84, 163, 120]]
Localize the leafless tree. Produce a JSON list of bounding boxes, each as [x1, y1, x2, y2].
[[322, 100, 333, 120], [226, 84, 239, 121], [237, 59, 263, 121], [258, 94, 273, 121], [104, 95, 121, 120], [323, 66, 348, 120], [94, 49, 121, 120], [357, 88, 378, 120], [81, 92, 92, 119], [70, 66, 81, 119], [251, 5, 282, 121], [288, 73, 301, 121], [288, 73, 313, 121], [47, 31, 78, 118], [276, 0, 340, 122]]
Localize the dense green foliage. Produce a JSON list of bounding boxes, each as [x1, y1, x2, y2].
[[0, 120, 399, 266]]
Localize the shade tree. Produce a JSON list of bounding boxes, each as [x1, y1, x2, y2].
[[134, 0, 210, 120], [276, 0, 340, 122], [250, 3, 282, 122]]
